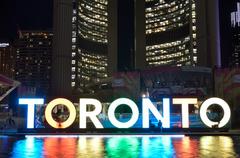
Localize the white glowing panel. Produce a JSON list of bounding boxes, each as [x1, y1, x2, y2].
[[79, 99, 103, 129], [45, 98, 77, 129], [142, 98, 170, 128], [25, 134, 185, 138], [173, 98, 198, 128], [108, 98, 139, 128], [200, 98, 231, 128], [19, 98, 44, 129]]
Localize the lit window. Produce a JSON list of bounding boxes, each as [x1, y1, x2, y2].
[[71, 82, 75, 87]]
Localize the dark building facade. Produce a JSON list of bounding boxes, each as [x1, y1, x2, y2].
[[230, 2, 240, 67], [71, 0, 118, 94], [0, 42, 15, 78], [51, 0, 73, 98], [15, 31, 53, 97], [135, 0, 221, 69]]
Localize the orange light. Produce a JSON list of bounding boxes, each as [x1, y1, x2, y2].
[[45, 98, 77, 129]]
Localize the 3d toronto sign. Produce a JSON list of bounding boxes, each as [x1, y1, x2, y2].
[[18, 97, 231, 129]]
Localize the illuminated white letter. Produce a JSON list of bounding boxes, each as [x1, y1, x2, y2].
[[79, 99, 103, 129], [142, 98, 170, 128], [19, 98, 44, 129], [173, 98, 198, 128], [108, 98, 139, 128], [200, 98, 231, 128], [45, 98, 77, 129]]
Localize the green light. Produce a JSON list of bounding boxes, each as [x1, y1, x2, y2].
[[106, 137, 140, 158]]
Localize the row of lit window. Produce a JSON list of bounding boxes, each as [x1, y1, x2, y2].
[[79, 49, 107, 60], [146, 0, 189, 13], [148, 57, 191, 66], [95, 0, 108, 5], [146, 23, 188, 34], [145, 0, 157, 2], [79, 20, 107, 33], [81, 69, 107, 77], [82, 57, 107, 66], [79, 5, 107, 22], [146, 19, 188, 34], [146, 8, 189, 25], [22, 32, 53, 37], [82, 0, 107, 10], [78, 21, 108, 41], [71, 49, 108, 86], [78, 31, 107, 43], [79, 26, 107, 39], [78, 12, 107, 27], [146, 7, 188, 20], [146, 3, 190, 34], [146, 45, 189, 57], [146, 3, 189, 18], [81, 63, 106, 72], [146, 15, 188, 28], [79, 1, 107, 16], [147, 52, 187, 61], [146, 37, 190, 51], [78, 14, 108, 43]]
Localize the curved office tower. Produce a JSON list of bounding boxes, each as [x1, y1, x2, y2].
[[145, 0, 197, 67], [135, 0, 221, 69], [71, 0, 117, 93]]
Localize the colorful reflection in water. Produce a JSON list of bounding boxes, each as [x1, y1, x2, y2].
[[106, 137, 139, 158], [199, 136, 238, 157], [0, 135, 240, 158]]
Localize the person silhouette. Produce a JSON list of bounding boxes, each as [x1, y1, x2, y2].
[[158, 120, 162, 132]]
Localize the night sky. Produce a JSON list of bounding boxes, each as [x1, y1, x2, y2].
[[0, 0, 237, 67], [0, 0, 53, 40]]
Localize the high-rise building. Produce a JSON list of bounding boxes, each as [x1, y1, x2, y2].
[[15, 31, 53, 97], [0, 42, 15, 78], [71, 0, 118, 94], [52, 0, 118, 96], [230, 2, 240, 67], [52, 0, 222, 97], [135, 0, 221, 69]]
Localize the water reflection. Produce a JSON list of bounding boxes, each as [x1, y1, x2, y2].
[[44, 138, 77, 158], [141, 137, 175, 158], [199, 136, 238, 157], [173, 137, 199, 157], [106, 137, 139, 158], [78, 137, 104, 158], [0, 135, 239, 158], [12, 137, 44, 158]]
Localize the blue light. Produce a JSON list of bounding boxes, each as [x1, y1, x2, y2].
[[141, 136, 175, 157], [11, 136, 44, 158], [18, 98, 44, 129]]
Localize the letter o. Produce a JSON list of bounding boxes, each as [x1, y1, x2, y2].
[[108, 98, 139, 128], [200, 98, 231, 128], [45, 98, 76, 129]]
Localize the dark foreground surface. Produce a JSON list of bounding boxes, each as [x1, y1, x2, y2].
[[0, 135, 240, 158]]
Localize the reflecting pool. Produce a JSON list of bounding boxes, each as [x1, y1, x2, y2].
[[0, 135, 240, 158]]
